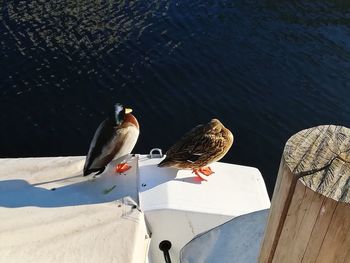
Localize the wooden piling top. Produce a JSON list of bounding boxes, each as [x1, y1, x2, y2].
[[259, 125, 350, 263], [284, 125, 350, 203]]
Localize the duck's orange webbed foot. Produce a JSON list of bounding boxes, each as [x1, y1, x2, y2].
[[199, 166, 214, 176], [192, 169, 205, 181], [192, 167, 214, 181], [115, 163, 131, 174]]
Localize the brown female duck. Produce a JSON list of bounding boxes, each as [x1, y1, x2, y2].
[[158, 119, 233, 180]]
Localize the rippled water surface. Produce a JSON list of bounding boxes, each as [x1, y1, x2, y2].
[[1, 0, 350, 195]]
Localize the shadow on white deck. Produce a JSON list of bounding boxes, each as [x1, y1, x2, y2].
[[0, 154, 270, 263]]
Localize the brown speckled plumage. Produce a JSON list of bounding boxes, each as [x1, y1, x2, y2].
[[158, 119, 233, 169]]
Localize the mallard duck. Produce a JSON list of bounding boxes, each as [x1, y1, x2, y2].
[[83, 103, 139, 176], [158, 119, 233, 180]]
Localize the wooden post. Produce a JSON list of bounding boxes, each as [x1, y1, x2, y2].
[[259, 125, 350, 263]]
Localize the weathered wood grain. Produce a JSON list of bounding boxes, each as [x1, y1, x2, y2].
[[259, 125, 350, 263], [285, 125, 350, 202]]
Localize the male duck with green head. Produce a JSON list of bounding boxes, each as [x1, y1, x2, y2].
[[83, 103, 139, 176]]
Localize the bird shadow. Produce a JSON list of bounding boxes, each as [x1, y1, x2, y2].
[[0, 169, 137, 208], [173, 176, 203, 184], [0, 157, 204, 208], [138, 162, 203, 193], [0, 174, 201, 208]]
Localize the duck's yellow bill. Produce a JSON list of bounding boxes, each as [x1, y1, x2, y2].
[[125, 108, 133, 114]]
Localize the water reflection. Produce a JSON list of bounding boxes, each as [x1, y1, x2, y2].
[[1, 0, 350, 195]]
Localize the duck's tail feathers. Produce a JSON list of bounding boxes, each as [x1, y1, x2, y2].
[[83, 167, 105, 176], [157, 159, 171, 168]]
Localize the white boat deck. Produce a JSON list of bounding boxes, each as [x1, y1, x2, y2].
[[138, 155, 270, 262], [0, 154, 270, 263], [0, 156, 149, 263]]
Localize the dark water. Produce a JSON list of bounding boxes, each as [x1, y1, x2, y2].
[[1, 0, 350, 196]]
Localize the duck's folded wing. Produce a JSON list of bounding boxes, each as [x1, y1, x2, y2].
[[83, 118, 115, 175], [165, 124, 223, 163], [173, 133, 224, 163]]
